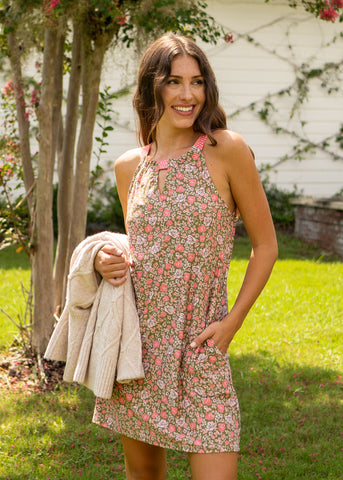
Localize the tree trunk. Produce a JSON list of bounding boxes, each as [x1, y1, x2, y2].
[[66, 30, 112, 264], [7, 31, 35, 216], [31, 27, 58, 355], [53, 20, 82, 314]]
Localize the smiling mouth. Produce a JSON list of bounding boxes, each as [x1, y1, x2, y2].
[[173, 106, 194, 113]]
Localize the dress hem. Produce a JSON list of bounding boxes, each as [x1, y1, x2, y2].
[[92, 418, 240, 454]]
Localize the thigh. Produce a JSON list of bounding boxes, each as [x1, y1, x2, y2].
[[188, 451, 238, 480], [121, 435, 167, 480]]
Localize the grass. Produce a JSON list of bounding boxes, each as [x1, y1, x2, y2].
[[0, 233, 342, 479]]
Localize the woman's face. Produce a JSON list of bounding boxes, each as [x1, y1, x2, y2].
[[159, 54, 205, 132]]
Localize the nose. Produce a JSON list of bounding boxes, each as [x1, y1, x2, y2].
[[180, 83, 193, 101]]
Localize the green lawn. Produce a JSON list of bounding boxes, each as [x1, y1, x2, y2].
[[0, 234, 342, 479]]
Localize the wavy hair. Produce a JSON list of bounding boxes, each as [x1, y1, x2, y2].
[[133, 33, 227, 146]]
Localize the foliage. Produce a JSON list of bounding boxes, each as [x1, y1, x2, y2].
[[265, 0, 343, 22], [0, 236, 342, 478], [87, 179, 125, 234], [262, 178, 299, 229]]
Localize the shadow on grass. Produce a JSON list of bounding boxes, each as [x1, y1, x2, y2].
[[230, 351, 342, 480], [1, 352, 341, 480]]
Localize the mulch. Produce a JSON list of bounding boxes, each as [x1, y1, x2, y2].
[[0, 350, 65, 393]]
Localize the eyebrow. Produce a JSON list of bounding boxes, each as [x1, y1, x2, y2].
[[168, 74, 204, 79]]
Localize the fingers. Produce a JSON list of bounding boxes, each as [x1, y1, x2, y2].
[[94, 245, 130, 285], [190, 324, 215, 349]]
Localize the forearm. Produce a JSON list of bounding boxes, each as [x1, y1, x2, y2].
[[225, 242, 278, 333]]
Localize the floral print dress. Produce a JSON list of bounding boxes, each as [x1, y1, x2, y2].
[[93, 134, 240, 453]]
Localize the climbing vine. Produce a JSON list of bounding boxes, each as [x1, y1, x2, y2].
[[226, 16, 343, 184]]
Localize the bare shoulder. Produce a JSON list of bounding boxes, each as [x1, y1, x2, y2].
[[114, 147, 142, 177], [211, 129, 254, 163]]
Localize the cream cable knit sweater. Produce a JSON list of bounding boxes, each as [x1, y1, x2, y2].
[[44, 232, 145, 399]]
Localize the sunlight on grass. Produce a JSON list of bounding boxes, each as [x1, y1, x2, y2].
[[0, 247, 30, 351]]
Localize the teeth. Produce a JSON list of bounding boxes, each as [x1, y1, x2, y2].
[[174, 106, 193, 112]]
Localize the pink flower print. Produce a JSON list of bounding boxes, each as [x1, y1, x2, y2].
[[175, 244, 184, 252], [203, 398, 212, 406], [162, 396, 168, 404], [194, 438, 202, 446], [142, 413, 149, 421], [174, 260, 182, 268], [174, 350, 181, 359], [136, 271, 143, 279], [165, 263, 172, 270], [201, 203, 207, 210], [137, 252, 144, 260], [153, 340, 160, 348], [189, 179, 197, 186], [200, 235, 206, 242], [218, 423, 226, 432], [145, 224, 152, 232], [176, 185, 184, 193], [159, 194, 167, 201], [126, 393, 133, 401], [211, 193, 218, 201], [217, 404, 225, 413], [168, 424, 176, 432], [171, 407, 178, 415], [127, 409, 133, 417], [188, 253, 195, 262], [184, 272, 191, 281], [209, 356, 217, 364], [160, 283, 168, 292], [192, 153, 199, 160], [204, 274, 209, 282], [187, 196, 195, 203], [186, 303, 193, 312], [176, 172, 184, 179], [155, 357, 162, 366], [205, 412, 214, 420], [190, 422, 196, 430], [158, 268, 163, 275], [198, 224, 206, 233], [164, 235, 171, 242], [166, 220, 173, 226], [163, 209, 170, 216]]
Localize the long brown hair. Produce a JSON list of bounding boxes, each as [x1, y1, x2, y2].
[[133, 33, 227, 146]]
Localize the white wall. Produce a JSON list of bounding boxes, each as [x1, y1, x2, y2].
[[1, 0, 342, 198], [100, 0, 343, 197]]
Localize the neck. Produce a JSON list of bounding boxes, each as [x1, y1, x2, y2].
[[152, 126, 198, 159]]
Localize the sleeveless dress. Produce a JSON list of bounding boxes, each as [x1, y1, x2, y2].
[[93, 134, 240, 453]]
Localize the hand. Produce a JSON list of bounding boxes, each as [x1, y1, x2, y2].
[[94, 245, 130, 287], [190, 317, 237, 355]]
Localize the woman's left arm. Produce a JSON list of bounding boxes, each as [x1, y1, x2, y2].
[[191, 131, 278, 354]]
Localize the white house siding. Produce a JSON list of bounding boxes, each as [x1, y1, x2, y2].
[[100, 0, 343, 198], [1, 1, 342, 198]]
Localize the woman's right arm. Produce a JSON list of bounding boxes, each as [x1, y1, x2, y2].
[[94, 148, 142, 286]]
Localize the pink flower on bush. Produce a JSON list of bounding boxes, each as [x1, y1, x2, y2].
[[117, 15, 127, 25], [224, 33, 234, 43], [330, 0, 343, 7], [320, 7, 339, 21]]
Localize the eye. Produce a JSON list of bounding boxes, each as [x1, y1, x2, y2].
[[167, 78, 178, 85], [193, 78, 204, 85]]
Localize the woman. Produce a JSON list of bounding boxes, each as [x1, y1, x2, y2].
[[93, 33, 278, 480]]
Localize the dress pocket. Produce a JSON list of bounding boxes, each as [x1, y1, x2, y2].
[[183, 339, 232, 397]]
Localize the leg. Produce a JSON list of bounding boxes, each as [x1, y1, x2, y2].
[[120, 435, 167, 480], [188, 452, 238, 480]]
